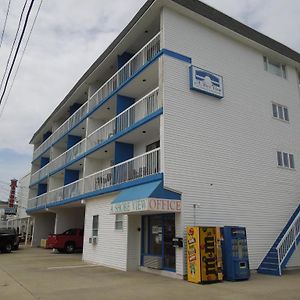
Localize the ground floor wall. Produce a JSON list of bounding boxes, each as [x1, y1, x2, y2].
[[32, 213, 55, 247], [54, 207, 85, 234], [82, 194, 129, 271]]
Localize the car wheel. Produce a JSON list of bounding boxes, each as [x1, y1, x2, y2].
[[57, 249, 65, 253], [4, 243, 12, 253], [65, 242, 75, 254]]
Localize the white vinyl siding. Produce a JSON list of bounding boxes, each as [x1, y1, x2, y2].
[[82, 194, 129, 271], [161, 7, 300, 275]]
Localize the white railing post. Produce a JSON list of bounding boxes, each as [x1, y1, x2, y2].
[[276, 210, 300, 275]]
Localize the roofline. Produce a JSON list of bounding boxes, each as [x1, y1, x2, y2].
[[30, 0, 156, 144], [173, 0, 300, 63], [30, 0, 300, 144]]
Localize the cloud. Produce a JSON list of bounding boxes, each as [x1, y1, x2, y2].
[[0, 0, 299, 186]]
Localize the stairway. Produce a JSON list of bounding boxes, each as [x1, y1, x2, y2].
[[258, 204, 300, 276]]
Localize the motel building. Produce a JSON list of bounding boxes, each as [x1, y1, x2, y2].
[[27, 0, 300, 278]]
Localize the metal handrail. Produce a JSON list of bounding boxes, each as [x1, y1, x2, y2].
[[28, 148, 161, 209], [276, 210, 300, 275]]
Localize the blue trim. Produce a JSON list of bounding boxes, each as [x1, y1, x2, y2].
[[112, 180, 181, 204], [27, 173, 163, 213], [161, 49, 192, 63], [29, 108, 163, 187], [31, 48, 191, 164]]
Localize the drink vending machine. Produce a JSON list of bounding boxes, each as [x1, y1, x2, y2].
[[187, 226, 223, 283], [221, 226, 250, 281]]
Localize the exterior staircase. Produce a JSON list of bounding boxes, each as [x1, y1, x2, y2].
[[258, 204, 300, 276]]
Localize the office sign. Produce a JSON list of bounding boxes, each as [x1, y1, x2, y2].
[[189, 65, 224, 99], [111, 198, 181, 214]]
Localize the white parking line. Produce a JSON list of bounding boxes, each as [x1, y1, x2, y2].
[[47, 264, 98, 270]]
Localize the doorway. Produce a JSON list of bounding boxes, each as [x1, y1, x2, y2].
[[141, 214, 175, 271]]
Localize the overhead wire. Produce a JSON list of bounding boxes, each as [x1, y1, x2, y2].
[[0, 0, 35, 105], [0, 0, 12, 50], [0, 0, 28, 93], [0, 0, 43, 118]]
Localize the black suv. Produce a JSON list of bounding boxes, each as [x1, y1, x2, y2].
[[0, 228, 20, 253]]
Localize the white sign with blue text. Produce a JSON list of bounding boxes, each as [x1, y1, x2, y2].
[[189, 66, 224, 99]]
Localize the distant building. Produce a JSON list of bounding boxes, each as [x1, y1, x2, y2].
[[0, 200, 8, 227]]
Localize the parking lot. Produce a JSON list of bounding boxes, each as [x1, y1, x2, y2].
[[0, 247, 299, 300]]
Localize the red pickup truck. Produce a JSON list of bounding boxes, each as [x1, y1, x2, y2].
[[47, 228, 84, 254]]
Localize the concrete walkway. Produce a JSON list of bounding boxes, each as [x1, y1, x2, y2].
[[0, 247, 299, 300]]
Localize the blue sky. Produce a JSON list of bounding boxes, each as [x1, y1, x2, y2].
[[0, 0, 299, 200]]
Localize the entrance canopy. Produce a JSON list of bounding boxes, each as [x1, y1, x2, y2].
[[111, 180, 181, 214]]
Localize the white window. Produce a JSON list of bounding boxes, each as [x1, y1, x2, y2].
[[115, 214, 123, 230], [277, 151, 295, 169], [272, 103, 289, 121], [264, 56, 286, 78], [92, 215, 99, 236]]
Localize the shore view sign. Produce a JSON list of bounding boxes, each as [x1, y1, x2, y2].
[[189, 66, 224, 99]]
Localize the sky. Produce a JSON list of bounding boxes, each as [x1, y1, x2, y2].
[[0, 0, 299, 200]]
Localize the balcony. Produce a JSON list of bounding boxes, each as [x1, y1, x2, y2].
[[30, 88, 162, 186], [32, 32, 161, 162], [28, 148, 161, 210], [86, 88, 160, 151], [30, 139, 86, 185]]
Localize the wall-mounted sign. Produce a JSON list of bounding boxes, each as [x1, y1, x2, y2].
[[5, 206, 17, 215], [189, 66, 224, 99], [111, 198, 181, 214]]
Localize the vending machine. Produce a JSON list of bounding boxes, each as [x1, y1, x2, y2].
[[187, 226, 223, 284], [221, 226, 250, 281]]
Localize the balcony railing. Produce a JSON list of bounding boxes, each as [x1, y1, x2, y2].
[[31, 32, 161, 163], [27, 148, 160, 210], [87, 88, 160, 151], [30, 88, 162, 186], [30, 139, 86, 186], [89, 33, 161, 112]]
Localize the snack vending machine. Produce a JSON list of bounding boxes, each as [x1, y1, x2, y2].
[[187, 226, 223, 283], [221, 226, 250, 281]]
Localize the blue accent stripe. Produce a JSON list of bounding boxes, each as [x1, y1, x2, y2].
[[161, 49, 192, 63], [27, 173, 163, 213], [112, 180, 181, 204], [29, 108, 163, 187], [31, 49, 191, 164]]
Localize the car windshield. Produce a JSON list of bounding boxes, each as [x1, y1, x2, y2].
[[63, 229, 76, 235]]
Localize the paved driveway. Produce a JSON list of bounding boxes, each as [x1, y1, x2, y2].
[[0, 247, 299, 300]]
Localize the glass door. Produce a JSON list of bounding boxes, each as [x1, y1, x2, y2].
[[141, 214, 175, 271]]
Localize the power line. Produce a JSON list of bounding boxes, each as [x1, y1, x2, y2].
[[0, 0, 35, 105], [0, 0, 43, 118], [0, 0, 12, 50], [0, 0, 28, 93]]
